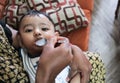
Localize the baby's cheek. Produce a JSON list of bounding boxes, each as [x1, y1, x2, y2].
[[45, 35, 57, 40], [45, 36, 52, 40]]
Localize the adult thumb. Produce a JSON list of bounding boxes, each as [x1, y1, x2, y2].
[[44, 37, 57, 49]]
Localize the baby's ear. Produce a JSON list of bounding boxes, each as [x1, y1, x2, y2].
[[12, 32, 20, 49], [16, 33, 24, 48]]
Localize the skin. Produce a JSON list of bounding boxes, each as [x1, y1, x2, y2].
[[16, 13, 92, 83]]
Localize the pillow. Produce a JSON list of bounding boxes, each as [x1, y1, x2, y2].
[[3, 0, 89, 34], [3, 0, 29, 29]]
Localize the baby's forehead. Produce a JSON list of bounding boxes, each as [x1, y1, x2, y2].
[[24, 14, 49, 21], [25, 14, 47, 18], [38, 14, 46, 18], [31, 14, 49, 21], [24, 14, 53, 25]]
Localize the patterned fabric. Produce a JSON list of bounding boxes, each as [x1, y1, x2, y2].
[[0, 24, 29, 82], [84, 51, 106, 83], [3, 0, 88, 34], [3, 0, 29, 29]]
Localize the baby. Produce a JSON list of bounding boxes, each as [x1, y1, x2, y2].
[[17, 10, 83, 83]]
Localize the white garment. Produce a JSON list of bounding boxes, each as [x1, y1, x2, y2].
[[20, 48, 70, 83]]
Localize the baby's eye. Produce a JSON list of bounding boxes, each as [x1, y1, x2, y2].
[[25, 29, 33, 32], [41, 27, 49, 31], [24, 25, 33, 33]]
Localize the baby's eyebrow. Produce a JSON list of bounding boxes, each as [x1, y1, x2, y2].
[[23, 24, 33, 29], [39, 23, 49, 26], [39, 23, 47, 25]]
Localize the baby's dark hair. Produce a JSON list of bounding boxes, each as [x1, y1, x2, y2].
[[18, 10, 54, 30]]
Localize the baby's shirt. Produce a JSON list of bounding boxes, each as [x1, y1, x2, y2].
[[20, 48, 70, 83]]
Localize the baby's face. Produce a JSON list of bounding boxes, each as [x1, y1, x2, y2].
[[18, 14, 57, 55]]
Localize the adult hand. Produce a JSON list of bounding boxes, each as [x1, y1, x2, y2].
[[36, 36, 73, 83], [69, 45, 92, 83]]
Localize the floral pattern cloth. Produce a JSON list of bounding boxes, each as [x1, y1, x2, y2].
[[84, 51, 106, 83], [0, 25, 29, 82]]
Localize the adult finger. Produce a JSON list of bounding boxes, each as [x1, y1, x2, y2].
[[44, 37, 57, 50], [57, 37, 71, 49]]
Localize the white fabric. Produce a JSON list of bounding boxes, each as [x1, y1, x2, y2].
[[20, 48, 70, 83]]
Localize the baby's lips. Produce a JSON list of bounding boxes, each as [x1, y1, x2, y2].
[[35, 38, 47, 46]]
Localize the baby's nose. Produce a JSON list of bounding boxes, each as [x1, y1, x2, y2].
[[34, 28, 41, 36]]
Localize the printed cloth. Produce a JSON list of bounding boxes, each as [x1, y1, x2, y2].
[[84, 51, 106, 83], [0, 24, 29, 82]]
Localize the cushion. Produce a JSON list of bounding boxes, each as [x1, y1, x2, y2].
[[63, 9, 91, 51], [3, 0, 29, 29], [3, 0, 89, 34]]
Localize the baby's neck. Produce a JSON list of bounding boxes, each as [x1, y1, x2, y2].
[[28, 51, 42, 58]]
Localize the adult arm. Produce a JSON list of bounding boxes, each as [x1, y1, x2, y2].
[[35, 37, 73, 83], [69, 45, 92, 83]]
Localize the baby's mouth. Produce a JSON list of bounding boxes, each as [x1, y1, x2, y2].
[[35, 38, 47, 46]]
